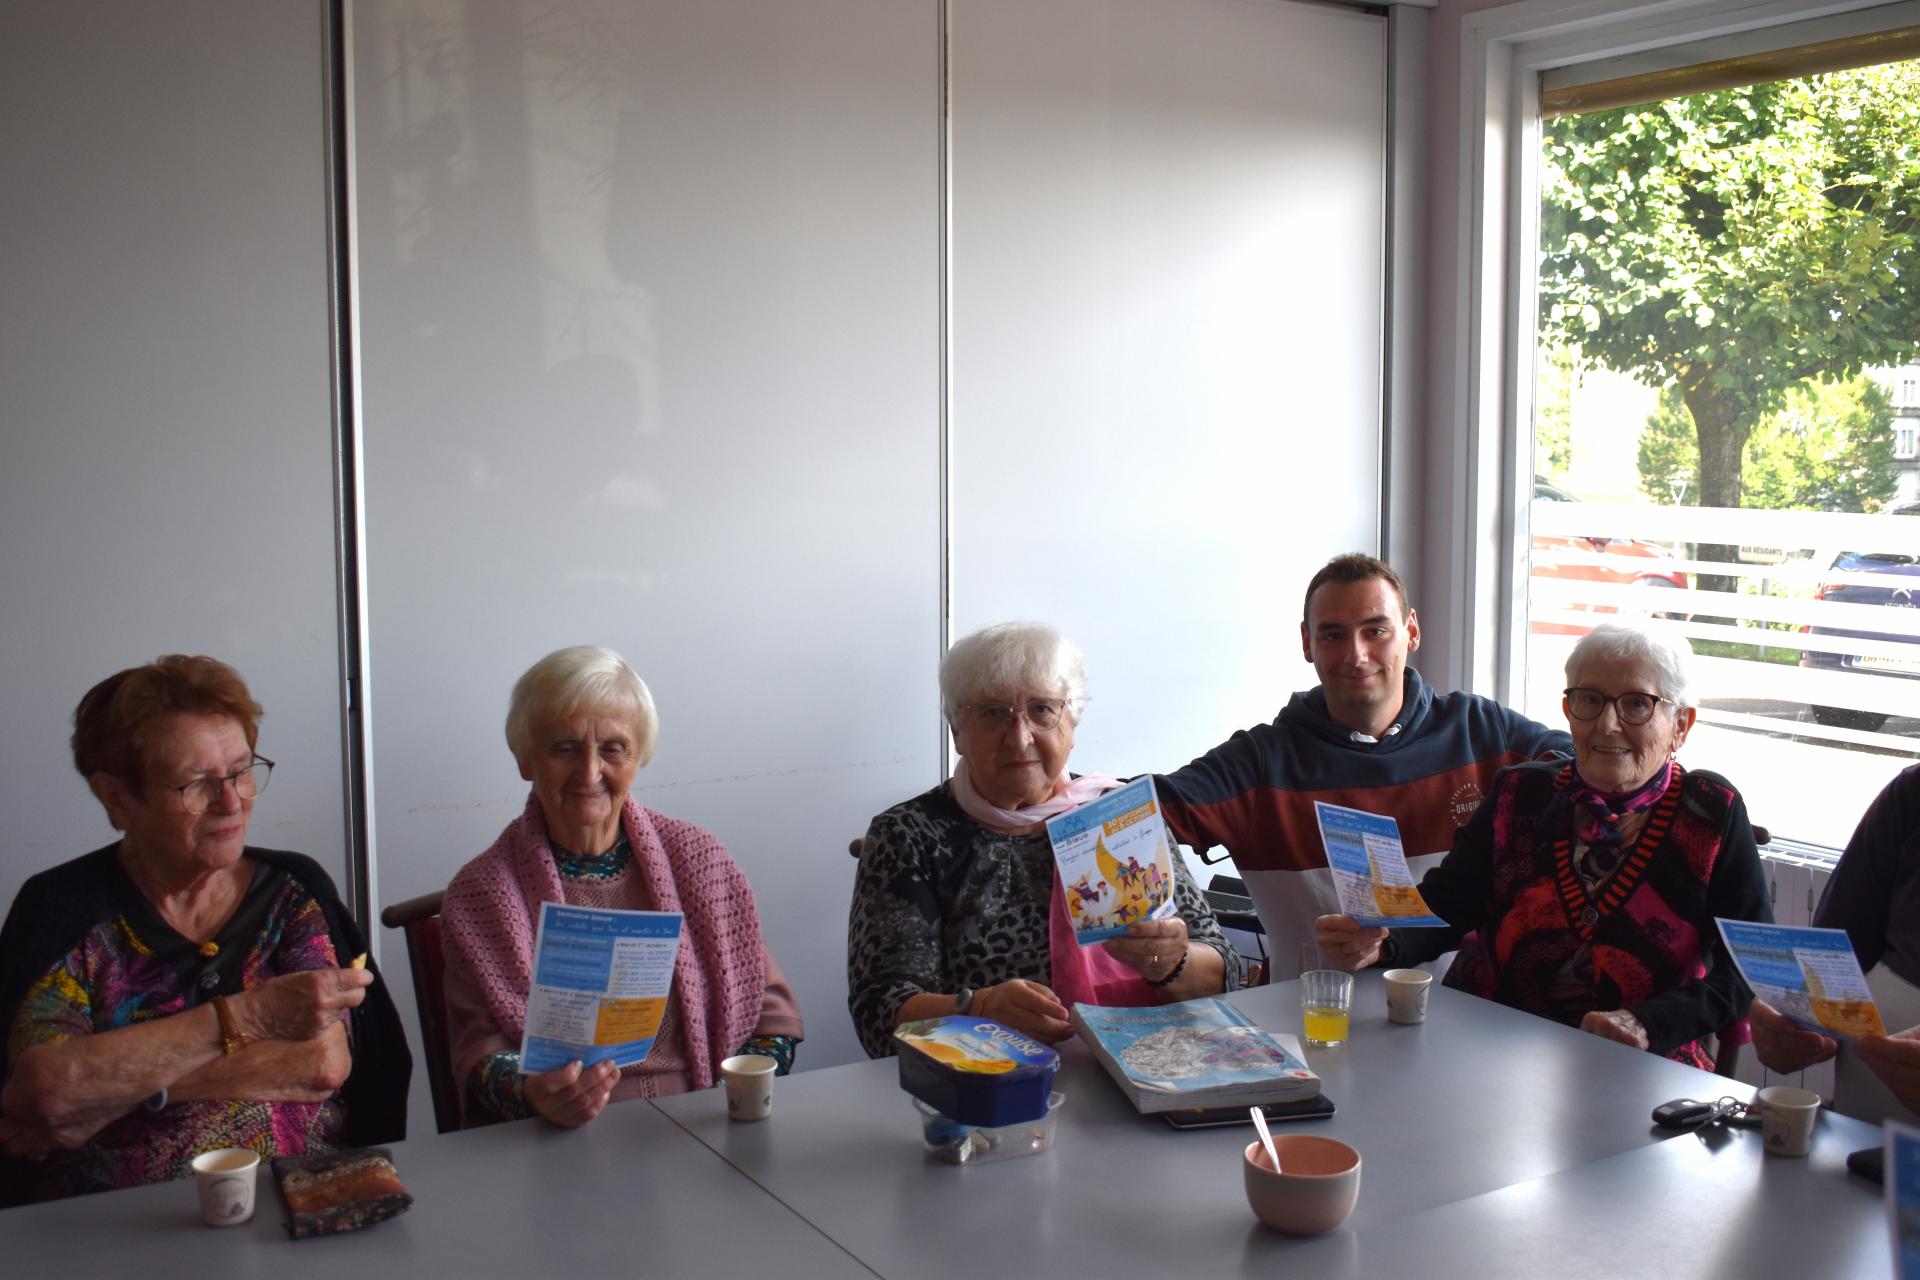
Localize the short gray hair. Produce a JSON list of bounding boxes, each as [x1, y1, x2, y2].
[[1564, 622, 1696, 709], [505, 645, 659, 768], [939, 622, 1087, 725]]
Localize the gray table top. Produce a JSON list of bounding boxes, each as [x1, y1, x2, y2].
[[6, 1087, 871, 1279], [9, 975, 1887, 1277], [652, 974, 1887, 1278]]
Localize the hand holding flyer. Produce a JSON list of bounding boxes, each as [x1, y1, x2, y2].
[[520, 902, 684, 1074], [1313, 802, 1447, 928], [1045, 776, 1178, 944], [1715, 918, 1887, 1042]]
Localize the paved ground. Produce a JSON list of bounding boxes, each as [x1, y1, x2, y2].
[[1677, 707, 1914, 851]]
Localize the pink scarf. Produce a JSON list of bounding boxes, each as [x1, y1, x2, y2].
[[951, 762, 1164, 1010], [441, 793, 766, 1091]]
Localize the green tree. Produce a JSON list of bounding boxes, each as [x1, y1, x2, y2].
[[1638, 375, 1897, 511], [1533, 344, 1576, 482], [1540, 60, 1920, 580]]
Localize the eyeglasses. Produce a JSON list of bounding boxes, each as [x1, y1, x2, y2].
[[1564, 688, 1670, 726], [967, 699, 1069, 732], [159, 756, 274, 814]]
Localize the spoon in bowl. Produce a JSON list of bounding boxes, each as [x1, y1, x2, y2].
[[1251, 1106, 1281, 1173]]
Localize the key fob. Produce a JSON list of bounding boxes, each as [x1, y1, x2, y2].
[[1652, 1098, 1718, 1129]]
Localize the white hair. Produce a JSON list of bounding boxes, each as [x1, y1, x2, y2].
[[505, 645, 659, 768], [939, 622, 1088, 725], [1564, 622, 1696, 709]]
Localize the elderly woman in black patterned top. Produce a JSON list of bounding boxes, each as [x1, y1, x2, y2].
[[847, 622, 1236, 1056]]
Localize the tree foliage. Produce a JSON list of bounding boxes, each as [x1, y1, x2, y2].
[[1540, 61, 1920, 516], [1638, 375, 1897, 512], [1534, 344, 1576, 481]]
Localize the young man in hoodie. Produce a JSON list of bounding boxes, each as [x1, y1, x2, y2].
[[1156, 553, 1570, 979]]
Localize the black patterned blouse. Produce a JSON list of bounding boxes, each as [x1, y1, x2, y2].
[[847, 781, 1239, 1058]]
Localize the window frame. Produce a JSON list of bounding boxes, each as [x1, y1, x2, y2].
[[1448, 0, 1916, 708]]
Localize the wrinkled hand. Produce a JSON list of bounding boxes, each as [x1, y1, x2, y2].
[[1314, 915, 1387, 972], [525, 1059, 619, 1128], [973, 979, 1073, 1044], [1857, 1025, 1920, 1116], [1102, 918, 1189, 984], [234, 967, 372, 1043], [1580, 1008, 1650, 1051], [1747, 998, 1837, 1075]]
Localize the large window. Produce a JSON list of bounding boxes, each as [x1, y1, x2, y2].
[[1519, 40, 1920, 850]]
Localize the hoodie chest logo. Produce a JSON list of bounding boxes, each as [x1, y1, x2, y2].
[[1448, 782, 1485, 827]]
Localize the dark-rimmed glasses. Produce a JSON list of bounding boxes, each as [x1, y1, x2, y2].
[[1563, 688, 1670, 726], [160, 756, 274, 814], [967, 700, 1069, 732]]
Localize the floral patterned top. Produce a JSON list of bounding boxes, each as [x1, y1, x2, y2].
[[6, 859, 348, 1202]]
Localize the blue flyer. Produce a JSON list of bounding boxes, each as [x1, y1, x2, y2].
[[519, 902, 684, 1074], [1715, 918, 1885, 1042], [1314, 801, 1447, 928]]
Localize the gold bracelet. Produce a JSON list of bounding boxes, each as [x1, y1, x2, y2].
[[212, 995, 249, 1055]]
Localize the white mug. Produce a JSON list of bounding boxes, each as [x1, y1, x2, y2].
[[1383, 968, 1432, 1024], [1756, 1086, 1820, 1157], [191, 1147, 260, 1226]]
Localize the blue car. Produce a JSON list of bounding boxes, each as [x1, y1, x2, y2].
[[1800, 503, 1920, 733]]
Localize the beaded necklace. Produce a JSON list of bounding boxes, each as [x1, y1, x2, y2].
[[552, 832, 633, 880]]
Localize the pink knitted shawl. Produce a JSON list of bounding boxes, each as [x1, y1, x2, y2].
[[440, 793, 767, 1091]]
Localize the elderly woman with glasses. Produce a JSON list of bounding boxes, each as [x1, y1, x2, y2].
[[440, 646, 802, 1128], [0, 656, 410, 1205], [1316, 622, 1771, 1066], [847, 622, 1238, 1057]]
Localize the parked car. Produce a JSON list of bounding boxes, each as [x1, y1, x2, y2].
[[1531, 478, 1689, 635], [1800, 502, 1920, 733]]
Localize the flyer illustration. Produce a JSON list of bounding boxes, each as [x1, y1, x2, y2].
[[1045, 776, 1178, 944]]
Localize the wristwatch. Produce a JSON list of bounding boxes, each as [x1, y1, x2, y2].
[[953, 987, 975, 1015]]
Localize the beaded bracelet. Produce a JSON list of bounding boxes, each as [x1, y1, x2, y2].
[[1146, 947, 1189, 987]]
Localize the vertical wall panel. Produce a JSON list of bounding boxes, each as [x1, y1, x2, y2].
[[949, 0, 1388, 787], [0, 3, 347, 908], [353, 0, 942, 1088]]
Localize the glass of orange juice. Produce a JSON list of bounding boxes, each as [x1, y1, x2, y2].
[[1300, 969, 1353, 1048]]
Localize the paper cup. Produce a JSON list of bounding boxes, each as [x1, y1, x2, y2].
[[721, 1053, 776, 1122], [191, 1147, 260, 1226], [1757, 1086, 1819, 1157], [1383, 969, 1432, 1024]]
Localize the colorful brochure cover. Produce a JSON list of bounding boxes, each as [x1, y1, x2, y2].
[[1890, 1122, 1920, 1280], [1070, 996, 1320, 1112], [519, 902, 684, 1074], [1314, 801, 1448, 927], [1045, 775, 1178, 944], [1715, 918, 1886, 1042]]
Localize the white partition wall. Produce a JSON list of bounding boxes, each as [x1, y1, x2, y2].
[[352, 0, 943, 1081], [948, 0, 1388, 781], [0, 3, 349, 908], [0, 0, 1396, 1126]]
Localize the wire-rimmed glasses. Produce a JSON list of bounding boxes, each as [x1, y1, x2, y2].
[[967, 699, 1069, 732], [161, 756, 274, 814]]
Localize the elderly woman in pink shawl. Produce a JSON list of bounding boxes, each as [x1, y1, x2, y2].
[[846, 622, 1237, 1057], [441, 647, 802, 1127]]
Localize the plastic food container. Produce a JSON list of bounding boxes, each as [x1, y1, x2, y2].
[[914, 1092, 1064, 1165], [893, 1016, 1060, 1125]]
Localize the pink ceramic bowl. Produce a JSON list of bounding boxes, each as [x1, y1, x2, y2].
[[1243, 1134, 1362, 1235]]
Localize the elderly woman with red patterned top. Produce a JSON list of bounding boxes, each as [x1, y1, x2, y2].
[[1316, 622, 1771, 1064], [441, 646, 802, 1127], [0, 656, 410, 1205]]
